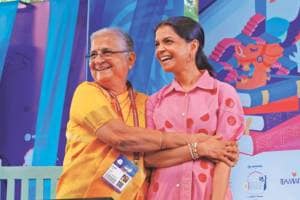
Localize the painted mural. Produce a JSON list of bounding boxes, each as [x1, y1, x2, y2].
[[200, 0, 300, 199]]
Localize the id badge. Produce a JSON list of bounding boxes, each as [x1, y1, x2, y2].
[[102, 154, 138, 193]]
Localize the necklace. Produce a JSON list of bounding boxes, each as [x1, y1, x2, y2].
[[101, 82, 140, 165]]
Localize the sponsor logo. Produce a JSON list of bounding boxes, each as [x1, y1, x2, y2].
[[244, 171, 267, 198], [280, 170, 300, 185]]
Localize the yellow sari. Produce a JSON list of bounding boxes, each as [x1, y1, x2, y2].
[[56, 82, 148, 199]]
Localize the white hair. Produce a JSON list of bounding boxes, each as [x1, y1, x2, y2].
[[90, 27, 134, 51]]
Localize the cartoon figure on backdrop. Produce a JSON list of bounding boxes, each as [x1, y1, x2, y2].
[[145, 16, 245, 200], [234, 43, 283, 89], [233, 8, 300, 156], [56, 27, 239, 199], [211, 7, 300, 89]]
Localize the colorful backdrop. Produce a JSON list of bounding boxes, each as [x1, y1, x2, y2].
[[0, 0, 299, 199], [201, 1, 300, 199]]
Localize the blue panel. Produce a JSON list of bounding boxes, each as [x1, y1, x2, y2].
[[32, 0, 80, 165], [57, 0, 88, 165], [0, 1, 18, 80], [128, 0, 184, 94]]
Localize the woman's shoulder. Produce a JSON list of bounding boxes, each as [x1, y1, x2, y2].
[[76, 81, 100, 90], [150, 83, 172, 98], [73, 81, 106, 100], [214, 79, 242, 107], [74, 81, 105, 94], [215, 79, 238, 95], [146, 84, 172, 109]]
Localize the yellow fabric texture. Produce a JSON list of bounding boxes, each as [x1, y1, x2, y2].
[[56, 81, 148, 200]]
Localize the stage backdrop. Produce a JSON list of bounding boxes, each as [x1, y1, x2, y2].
[[0, 0, 197, 166], [200, 0, 300, 199], [0, 0, 299, 199]]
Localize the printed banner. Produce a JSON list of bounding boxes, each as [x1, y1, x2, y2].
[[200, 0, 300, 199]]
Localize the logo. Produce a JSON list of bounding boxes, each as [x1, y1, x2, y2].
[[280, 170, 300, 185], [244, 171, 267, 195]]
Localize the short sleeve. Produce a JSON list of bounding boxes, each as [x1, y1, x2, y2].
[[69, 82, 117, 132], [216, 82, 245, 141]]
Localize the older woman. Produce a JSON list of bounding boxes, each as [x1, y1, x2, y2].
[[56, 27, 238, 199], [145, 16, 245, 200]]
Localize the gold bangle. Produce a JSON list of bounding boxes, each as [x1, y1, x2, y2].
[[189, 142, 200, 160], [193, 142, 200, 160], [188, 143, 195, 160]]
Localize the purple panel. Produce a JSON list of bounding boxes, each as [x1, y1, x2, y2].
[[199, 0, 216, 13], [0, 2, 49, 166]]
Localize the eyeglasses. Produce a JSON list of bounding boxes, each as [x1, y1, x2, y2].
[[86, 48, 131, 61]]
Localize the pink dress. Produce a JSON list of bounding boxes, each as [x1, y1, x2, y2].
[[146, 70, 245, 200]]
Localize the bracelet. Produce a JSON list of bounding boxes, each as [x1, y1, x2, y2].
[[188, 142, 200, 160], [192, 142, 200, 160], [188, 143, 195, 159]]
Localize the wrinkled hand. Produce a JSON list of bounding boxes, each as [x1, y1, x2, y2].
[[196, 135, 239, 167]]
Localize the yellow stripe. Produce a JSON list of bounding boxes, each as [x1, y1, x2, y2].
[[84, 106, 116, 131], [261, 90, 270, 105]]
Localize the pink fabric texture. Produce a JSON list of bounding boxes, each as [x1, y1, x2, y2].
[[146, 70, 245, 200]]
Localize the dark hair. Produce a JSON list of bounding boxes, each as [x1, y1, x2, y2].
[[155, 16, 215, 76]]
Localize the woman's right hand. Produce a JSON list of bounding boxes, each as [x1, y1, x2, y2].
[[195, 135, 239, 167]]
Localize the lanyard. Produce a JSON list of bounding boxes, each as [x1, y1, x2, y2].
[[107, 82, 140, 165]]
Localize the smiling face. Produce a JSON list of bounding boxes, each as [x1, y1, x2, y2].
[[89, 31, 135, 89], [155, 25, 195, 73]]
